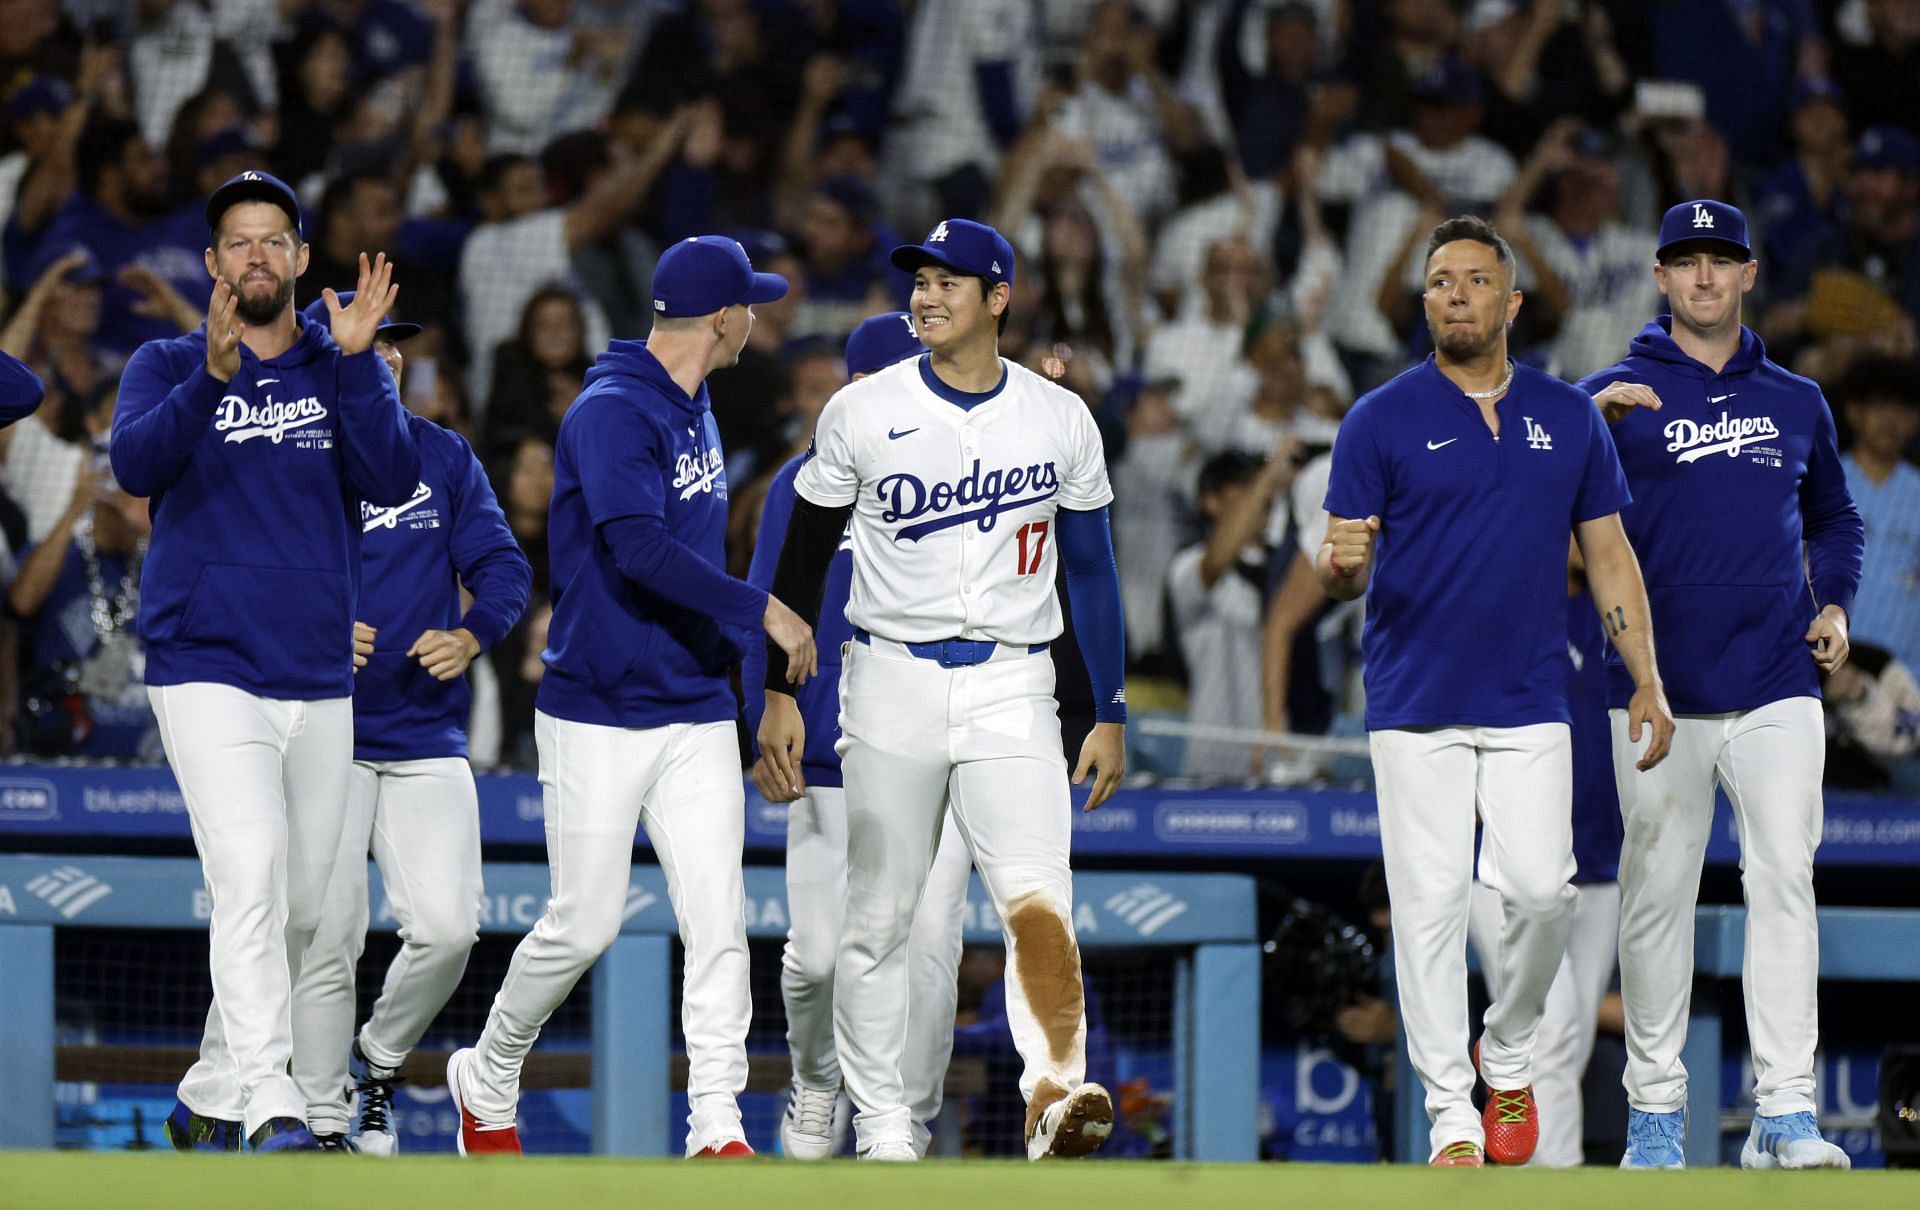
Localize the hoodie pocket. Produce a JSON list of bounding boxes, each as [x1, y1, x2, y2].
[[178, 563, 352, 661]]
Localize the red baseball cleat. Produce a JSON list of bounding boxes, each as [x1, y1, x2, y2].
[[447, 1048, 521, 1156], [1483, 1086, 1539, 1165], [692, 1139, 755, 1158], [1431, 1141, 1485, 1167]]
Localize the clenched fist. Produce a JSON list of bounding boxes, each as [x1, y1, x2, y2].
[[1326, 515, 1380, 577]]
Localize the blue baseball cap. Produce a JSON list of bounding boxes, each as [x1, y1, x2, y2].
[[1791, 76, 1846, 112], [651, 235, 789, 318], [1411, 58, 1485, 108], [891, 218, 1016, 287], [844, 311, 926, 376], [25, 242, 104, 287], [1656, 199, 1750, 262], [1855, 125, 1920, 176], [206, 169, 303, 238], [6, 75, 72, 123], [301, 291, 421, 342]]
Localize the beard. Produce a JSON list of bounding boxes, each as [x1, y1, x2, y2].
[[1429, 315, 1501, 360], [229, 273, 294, 325]]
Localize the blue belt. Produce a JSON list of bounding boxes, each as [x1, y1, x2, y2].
[[854, 629, 1048, 669]]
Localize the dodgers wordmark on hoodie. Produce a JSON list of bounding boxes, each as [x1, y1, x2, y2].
[[110, 316, 422, 700], [539, 339, 767, 729], [1578, 317, 1864, 714], [354, 413, 532, 762]]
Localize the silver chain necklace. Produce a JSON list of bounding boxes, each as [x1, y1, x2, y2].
[[1461, 360, 1515, 401]]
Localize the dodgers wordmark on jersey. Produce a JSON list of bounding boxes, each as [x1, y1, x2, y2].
[[794, 355, 1114, 646]]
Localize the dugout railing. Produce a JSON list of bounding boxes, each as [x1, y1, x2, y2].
[[0, 854, 1260, 1160]]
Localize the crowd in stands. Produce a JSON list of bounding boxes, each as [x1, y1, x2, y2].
[[0, 0, 1916, 784]]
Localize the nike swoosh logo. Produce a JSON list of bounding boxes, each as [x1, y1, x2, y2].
[[888, 427, 920, 440], [1427, 438, 1460, 450], [1709, 393, 1736, 404]]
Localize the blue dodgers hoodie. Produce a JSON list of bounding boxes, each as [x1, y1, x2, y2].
[[111, 316, 422, 700], [1578, 318, 1863, 713], [354, 414, 532, 761], [741, 454, 854, 788], [538, 340, 767, 728]]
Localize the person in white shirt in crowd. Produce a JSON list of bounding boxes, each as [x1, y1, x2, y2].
[[1519, 124, 1660, 381], [1051, 0, 1206, 230], [469, 0, 643, 156], [1145, 142, 1282, 318], [1316, 57, 1516, 388], [1143, 236, 1265, 447], [1108, 374, 1196, 666], [457, 123, 697, 407], [1169, 447, 1297, 780]]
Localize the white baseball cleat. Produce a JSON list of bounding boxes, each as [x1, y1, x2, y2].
[[1740, 1112, 1851, 1170], [780, 1083, 840, 1160], [1026, 1082, 1114, 1160], [860, 1140, 918, 1162]]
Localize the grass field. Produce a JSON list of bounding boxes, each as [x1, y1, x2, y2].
[[1, 1154, 1914, 1210]]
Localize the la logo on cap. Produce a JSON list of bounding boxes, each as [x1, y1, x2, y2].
[[929, 221, 949, 243], [242, 171, 262, 181], [1692, 203, 1715, 229]]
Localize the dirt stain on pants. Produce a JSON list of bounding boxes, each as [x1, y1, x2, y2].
[[1007, 890, 1084, 1138]]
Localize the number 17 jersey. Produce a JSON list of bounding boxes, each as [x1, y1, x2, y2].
[[793, 354, 1114, 645]]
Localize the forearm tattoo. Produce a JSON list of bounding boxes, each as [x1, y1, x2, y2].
[[1602, 606, 1627, 638]]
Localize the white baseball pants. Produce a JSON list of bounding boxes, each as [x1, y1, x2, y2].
[[292, 757, 483, 1133], [1468, 879, 1620, 1166], [152, 683, 354, 1136], [780, 784, 972, 1152], [464, 714, 751, 1154], [833, 638, 1087, 1154], [1370, 723, 1577, 1158], [1612, 697, 1824, 1118]]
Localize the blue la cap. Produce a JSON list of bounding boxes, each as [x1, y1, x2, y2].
[[1856, 125, 1920, 176], [891, 218, 1016, 287], [198, 126, 258, 168], [1656, 199, 1750, 262], [206, 169, 303, 237], [300, 291, 421, 342], [652, 235, 789, 318], [6, 75, 73, 122], [1410, 58, 1485, 108], [25, 242, 104, 287], [844, 311, 926, 376], [1791, 76, 1846, 112]]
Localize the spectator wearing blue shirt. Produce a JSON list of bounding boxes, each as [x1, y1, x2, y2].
[[1835, 356, 1920, 678], [446, 236, 815, 1159], [1320, 214, 1671, 1168]]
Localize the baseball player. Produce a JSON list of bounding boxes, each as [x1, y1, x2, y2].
[[1577, 200, 1863, 1170], [447, 237, 816, 1158], [1320, 215, 1674, 1167], [757, 219, 1129, 1162], [745, 312, 976, 1160], [1465, 556, 1624, 1167], [111, 170, 420, 1153], [288, 293, 533, 1154], [0, 349, 44, 421]]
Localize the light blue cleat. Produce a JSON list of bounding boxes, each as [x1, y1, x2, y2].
[[1621, 1107, 1686, 1169], [1741, 1111, 1850, 1170]]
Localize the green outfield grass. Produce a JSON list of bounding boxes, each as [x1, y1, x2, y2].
[[1, 1154, 1915, 1210]]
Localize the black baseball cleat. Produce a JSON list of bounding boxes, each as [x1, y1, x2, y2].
[[314, 1131, 359, 1152], [164, 1100, 243, 1152], [249, 1117, 321, 1152]]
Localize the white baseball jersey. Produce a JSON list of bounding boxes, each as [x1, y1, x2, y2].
[[794, 357, 1114, 645]]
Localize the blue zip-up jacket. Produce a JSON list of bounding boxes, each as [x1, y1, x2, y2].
[[1578, 318, 1863, 713], [0, 350, 44, 423], [110, 317, 422, 699], [742, 455, 854, 788], [538, 340, 768, 728], [355, 415, 532, 761]]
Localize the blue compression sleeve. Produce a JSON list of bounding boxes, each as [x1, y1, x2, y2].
[[1057, 505, 1127, 723]]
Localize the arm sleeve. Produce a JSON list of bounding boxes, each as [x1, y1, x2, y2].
[[109, 345, 226, 498], [336, 349, 423, 507], [763, 494, 855, 692], [1057, 505, 1127, 723], [742, 459, 801, 737], [601, 513, 767, 630], [1322, 399, 1386, 520], [0, 350, 44, 425], [1801, 392, 1864, 616], [1572, 401, 1632, 523], [445, 434, 535, 651]]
